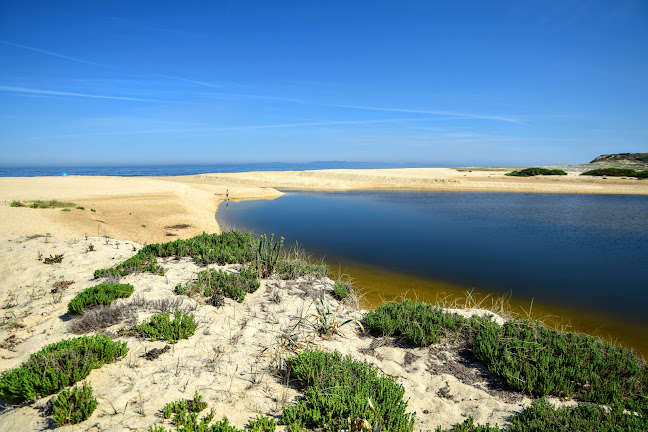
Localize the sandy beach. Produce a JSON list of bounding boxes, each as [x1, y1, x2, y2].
[[1, 168, 645, 243], [0, 168, 645, 430]]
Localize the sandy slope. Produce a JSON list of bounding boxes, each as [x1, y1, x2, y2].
[[0, 234, 534, 432]]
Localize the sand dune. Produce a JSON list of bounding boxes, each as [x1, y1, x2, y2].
[[0, 233, 531, 431]]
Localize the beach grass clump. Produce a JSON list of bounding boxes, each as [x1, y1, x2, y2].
[[51, 382, 98, 426], [0, 335, 128, 403], [174, 268, 260, 305], [363, 299, 485, 346], [10, 200, 23, 207], [505, 168, 567, 177], [281, 350, 415, 432], [275, 245, 329, 280], [68, 283, 134, 314], [581, 167, 648, 179], [136, 310, 198, 344], [473, 319, 648, 405], [94, 231, 256, 279], [256, 233, 284, 277]]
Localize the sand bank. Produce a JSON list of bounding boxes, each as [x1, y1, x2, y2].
[[1, 168, 645, 243]]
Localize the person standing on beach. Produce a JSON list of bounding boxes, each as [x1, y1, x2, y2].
[[226, 189, 229, 200]]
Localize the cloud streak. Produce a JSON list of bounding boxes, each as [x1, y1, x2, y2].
[[30, 117, 442, 140], [0, 41, 107, 67], [324, 103, 523, 124], [0, 85, 167, 102]]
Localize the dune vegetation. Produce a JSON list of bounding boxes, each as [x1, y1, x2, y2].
[[1, 230, 646, 431]]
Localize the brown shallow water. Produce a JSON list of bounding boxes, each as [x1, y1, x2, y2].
[[330, 258, 648, 359]]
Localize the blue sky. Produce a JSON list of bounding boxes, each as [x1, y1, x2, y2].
[[1, 1, 646, 167]]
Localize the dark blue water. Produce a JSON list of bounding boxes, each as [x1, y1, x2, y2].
[[217, 191, 648, 325], [0, 161, 432, 178]]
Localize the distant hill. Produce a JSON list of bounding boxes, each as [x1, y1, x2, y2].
[[590, 153, 648, 164]]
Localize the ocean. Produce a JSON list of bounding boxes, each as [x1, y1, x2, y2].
[[0, 161, 434, 178]]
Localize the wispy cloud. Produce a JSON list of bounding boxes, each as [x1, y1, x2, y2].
[[2, 41, 525, 126], [323, 103, 523, 124], [0, 41, 107, 67], [30, 117, 441, 140], [0, 85, 166, 102]]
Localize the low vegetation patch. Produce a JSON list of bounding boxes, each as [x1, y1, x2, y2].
[[333, 280, 348, 300], [163, 391, 209, 426], [68, 283, 134, 314], [9, 199, 76, 209], [136, 310, 198, 344], [473, 319, 648, 405], [581, 167, 648, 178], [505, 168, 567, 177], [363, 299, 485, 346], [175, 268, 260, 305], [43, 254, 64, 264], [282, 350, 415, 432], [51, 382, 98, 427], [94, 250, 164, 278], [441, 398, 647, 431], [0, 335, 128, 403], [94, 231, 256, 278], [150, 397, 276, 432]]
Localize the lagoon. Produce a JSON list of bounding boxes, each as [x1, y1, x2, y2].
[[217, 191, 648, 354]]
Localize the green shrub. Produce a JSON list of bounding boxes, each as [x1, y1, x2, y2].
[[95, 231, 257, 278], [333, 280, 348, 300], [363, 299, 484, 346], [636, 170, 648, 179], [10, 200, 23, 207], [137, 311, 198, 344], [473, 320, 648, 404], [175, 268, 260, 304], [163, 391, 209, 426], [51, 382, 98, 426], [581, 168, 638, 177], [76, 206, 85, 210], [0, 335, 128, 403], [68, 283, 134, 314], [282, 350, 415, 432], [505, 168, 567, 177]]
